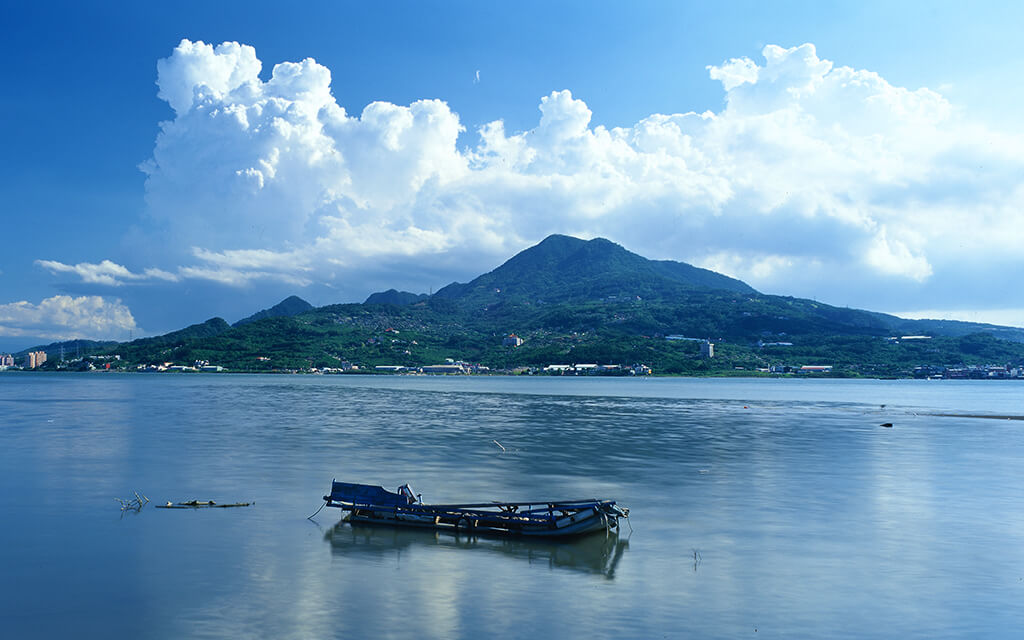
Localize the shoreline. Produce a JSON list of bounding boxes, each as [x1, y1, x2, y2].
[[4, 368, 1024, 382]]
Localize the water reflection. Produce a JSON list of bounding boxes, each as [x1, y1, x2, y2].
[[325, 520, 629, 579], [8, 375, 1024, 638]]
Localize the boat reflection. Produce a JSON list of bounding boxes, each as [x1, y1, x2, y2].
[[324, 520, 629, 579]]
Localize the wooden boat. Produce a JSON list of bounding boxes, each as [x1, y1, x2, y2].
[[323, 481, 629, 538]]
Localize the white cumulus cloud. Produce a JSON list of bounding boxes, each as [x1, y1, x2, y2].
[[0, 296, 140, 341], [47, 40, 1024, 315]]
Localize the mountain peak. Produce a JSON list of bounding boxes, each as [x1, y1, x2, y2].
[[433, 234, 755, 307], [364, 289, 429, 306], [233, 296, 313, 326]]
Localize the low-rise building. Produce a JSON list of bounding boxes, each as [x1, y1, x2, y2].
[[421, 364, 467, 374], [544, 364, 573, 373], [799, 365, 833, 373]]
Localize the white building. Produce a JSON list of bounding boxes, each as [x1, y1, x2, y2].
[[421, 364, 466, 374]]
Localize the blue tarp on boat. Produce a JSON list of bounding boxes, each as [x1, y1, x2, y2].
[[328, 481, 409, 507]]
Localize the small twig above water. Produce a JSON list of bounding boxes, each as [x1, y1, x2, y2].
[[115, 491, 149, 513], [492, 440, 520, 454]]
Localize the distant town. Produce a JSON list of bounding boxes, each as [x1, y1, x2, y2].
[[4, 332, 1024, 380]]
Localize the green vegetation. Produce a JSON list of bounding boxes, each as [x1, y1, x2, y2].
[[233, 295, 314, 326], [76, 300, 1024, 377], [22, 235, 1024, 376]]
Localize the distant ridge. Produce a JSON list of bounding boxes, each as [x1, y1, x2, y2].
[[233, 295, 313, 327], [869, 313, 1024, 342], [364, 289, 428, 306], [129, 317, 230, 348], [105, 317, 231, 364], [433, 234, 756, 308], [14, 338, 118, 360]]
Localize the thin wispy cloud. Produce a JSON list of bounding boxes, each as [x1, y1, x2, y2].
[[36, 252, 310, 288], [36, 259, 179, 286]]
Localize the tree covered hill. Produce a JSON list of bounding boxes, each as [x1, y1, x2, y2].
[[22, 234, 1024, 375], [113, 318, 231, 363], [90, 298, 1024, 375], [433, 234, 755, 309], [233, 295, 313, 326], [363, 289, 428, 306]]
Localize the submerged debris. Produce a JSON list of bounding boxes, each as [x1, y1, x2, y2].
[[156, 500, 253, 509], [116, 492, 149, 513], [492, 439, 520, 454]]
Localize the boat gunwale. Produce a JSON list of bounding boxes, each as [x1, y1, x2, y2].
[[322, 498, 615, 524], [321, 481, 628, 538]]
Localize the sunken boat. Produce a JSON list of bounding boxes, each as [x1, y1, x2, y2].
[[323, 481, 629, 538]]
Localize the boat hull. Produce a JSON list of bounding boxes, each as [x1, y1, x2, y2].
[[323, 481, 628, 539], [346, 505, 613, 538]]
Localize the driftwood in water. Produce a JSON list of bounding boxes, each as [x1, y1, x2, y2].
[[157, 500, 253, 509], [116, 492, 149, 513]]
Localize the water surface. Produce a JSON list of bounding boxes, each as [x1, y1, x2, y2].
[[1, 374, 1022, 638]]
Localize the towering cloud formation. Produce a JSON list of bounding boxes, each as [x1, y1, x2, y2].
[[0, 296, 138, 340], [61, 40, 1024, 311], [143, 39, 467, 269]]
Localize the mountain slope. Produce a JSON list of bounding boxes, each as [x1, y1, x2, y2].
[[114, 318, 231, 362], [234, 296, 313, 326], [364, 289, 428, 306], [434, 235, 755, 308], [869, 313, 1024, 343]]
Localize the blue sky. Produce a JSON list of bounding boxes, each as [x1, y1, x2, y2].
[[3, 1, 1024, 351]]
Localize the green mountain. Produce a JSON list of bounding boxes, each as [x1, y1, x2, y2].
[[434, 234, 755, 307], [114, 318, 231, 363], [364, 289, 428, 306], [81, 234, 1024, 376], [233, 295, 313, 326]]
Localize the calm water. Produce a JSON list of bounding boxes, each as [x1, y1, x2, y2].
[[2, 373, 1023, 639]]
